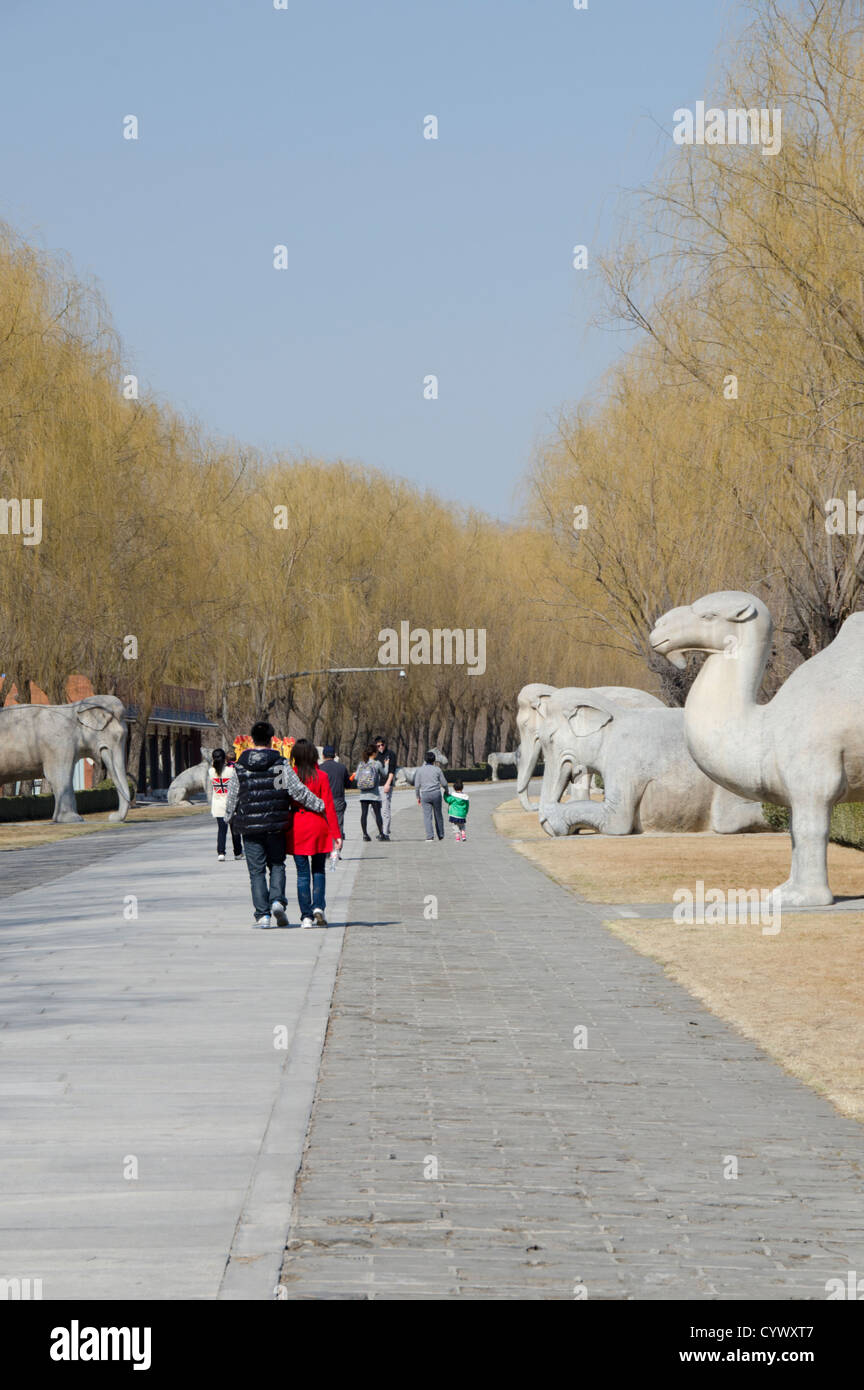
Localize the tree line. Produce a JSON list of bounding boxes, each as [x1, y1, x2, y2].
[[527, 0, 864, 703], [0, 226, 639, 778]]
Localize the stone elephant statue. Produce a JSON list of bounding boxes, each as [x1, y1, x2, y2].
[[397, 749, 447, 787], [537, 689, 766, 838], [0, 694, 131, 823], [167, 751, 213, 806], [487, 751, 518, 782], [515, 683, 665, 810]]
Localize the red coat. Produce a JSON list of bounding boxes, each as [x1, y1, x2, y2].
[[286, 767, 341, 855]]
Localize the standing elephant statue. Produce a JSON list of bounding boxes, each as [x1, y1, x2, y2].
[[487, 751, 518, 782], [0, 695, 132, 823]]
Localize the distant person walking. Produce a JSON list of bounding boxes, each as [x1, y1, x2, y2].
[[209, 749, 242, 861], [374, 735, 397, 840], [320, 745, 350, 852], [225, 721, 326, 928], [443, 779, 470, 841], [286, 739, 342, 927], [354, 744, 385, 841], [415, 750, 448, 842]]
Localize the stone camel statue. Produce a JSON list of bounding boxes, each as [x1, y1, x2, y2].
[[167, 750, 214, 806], [515, 683, 666, 810], [0, 695, 131, 823], [650, 589, 864, 906], [537, 688, 767, 839]]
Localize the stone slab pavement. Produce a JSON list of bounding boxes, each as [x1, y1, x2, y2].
[[0, 807, 372, 1300], [280, 784, 864, 1300]]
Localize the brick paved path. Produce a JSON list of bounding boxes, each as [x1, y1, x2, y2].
[[280, 785, 864, 1300]]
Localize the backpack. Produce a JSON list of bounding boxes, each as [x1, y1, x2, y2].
[[356, 761, 378, 792]]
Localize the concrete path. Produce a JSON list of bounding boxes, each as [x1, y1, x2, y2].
[[0, 811, 366, 1300], [280, 784, 864, 1300], [0, 814, 208, 902]]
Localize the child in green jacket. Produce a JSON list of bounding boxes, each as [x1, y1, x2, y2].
[[443, 781, 470, 841]]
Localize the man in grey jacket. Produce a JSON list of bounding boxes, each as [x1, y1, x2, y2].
[[414, 750, 448, 841]]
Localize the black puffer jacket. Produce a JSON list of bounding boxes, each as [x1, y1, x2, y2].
[[227, 747, 324, 836]]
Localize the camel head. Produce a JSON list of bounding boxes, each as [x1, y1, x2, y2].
[[649, 591, 771, 669]]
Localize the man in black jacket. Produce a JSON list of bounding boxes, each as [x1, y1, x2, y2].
[[225, 721, 325, 928], [320, 745, 350, 850], [374, 735, 397, 841]]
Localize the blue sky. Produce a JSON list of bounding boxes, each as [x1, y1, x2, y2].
[[0, 0, 736, 515]]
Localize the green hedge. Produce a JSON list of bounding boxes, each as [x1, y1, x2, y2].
[[0, 788, 121, 822], [762, 801, 864, 851]]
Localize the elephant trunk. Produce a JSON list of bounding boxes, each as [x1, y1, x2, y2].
[[516, 736, 540, 811], [546, 756, 576, 807], [106, 739, 131, 823]]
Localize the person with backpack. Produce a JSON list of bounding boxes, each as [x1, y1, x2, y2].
[[286, 740, 342, 927], [209, 748, 243, 861], [354, 744, 385, 841], [414, 749, 448, 841], [224, 721, 326, 928]]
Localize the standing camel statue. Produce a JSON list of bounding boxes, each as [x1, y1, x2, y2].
[[650, 589, 864, 906]]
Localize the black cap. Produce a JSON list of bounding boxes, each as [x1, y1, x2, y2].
[[323, 744, 336, 757]]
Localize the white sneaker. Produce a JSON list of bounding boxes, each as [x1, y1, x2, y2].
[[300, 917, 315, 929], [217, 854, 226, 862], [271, 902, 289, 928], [313, 907, 327, 926], [254, 916, 273, 929]]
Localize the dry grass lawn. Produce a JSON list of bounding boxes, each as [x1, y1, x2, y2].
[[495, 798, 864, 1123], [493, 799, 864, 903], [0, 803, 207, 851]]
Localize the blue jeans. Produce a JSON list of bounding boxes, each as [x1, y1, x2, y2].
[[293, 853, 327, 920], [243, 833, 287, 920]]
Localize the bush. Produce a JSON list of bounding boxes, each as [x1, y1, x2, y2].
[[761, 800, 864, 851], [828, 802, 864, 851], [95, 775, 136, 801], [761, 802, 790, 831], [0, 788, 121, 822]]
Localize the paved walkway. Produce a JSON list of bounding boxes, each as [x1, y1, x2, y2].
[[0, 811, 367, 1300], [280, 784, 864, 1300], [3, 787, 864, 1301]]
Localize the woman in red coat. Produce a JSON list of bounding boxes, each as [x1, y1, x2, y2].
[[286, 739, 343, 928]]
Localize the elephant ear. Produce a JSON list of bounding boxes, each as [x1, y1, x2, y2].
[[76, 702, 114, 731], [529, 694, 551, 718], [565, 704, 614, 738]]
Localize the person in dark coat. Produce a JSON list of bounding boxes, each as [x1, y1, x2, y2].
[[224, 721, 325, 928]]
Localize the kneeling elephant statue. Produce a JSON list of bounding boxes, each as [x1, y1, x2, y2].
[[537, 690, 766, 838]]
